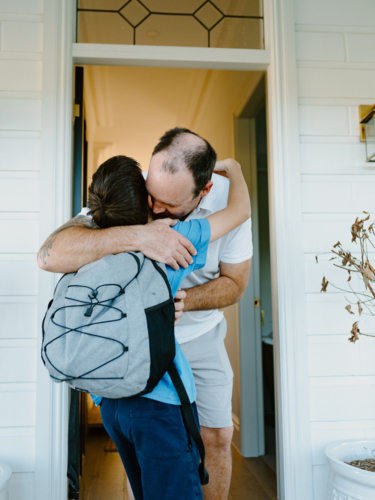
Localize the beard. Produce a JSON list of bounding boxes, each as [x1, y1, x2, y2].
[[151, 196, 202, 222], [152, 211, 181, 220]]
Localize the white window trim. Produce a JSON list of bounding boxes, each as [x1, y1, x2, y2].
[[72, 43, 271, 70], [35, 1, 313, 499]]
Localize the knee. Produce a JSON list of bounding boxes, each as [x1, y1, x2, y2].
[[201, 426, 233, 452]]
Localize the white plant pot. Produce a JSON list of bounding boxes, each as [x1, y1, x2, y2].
[[0, 462, 12, 500], [325, 440, 375, 500]]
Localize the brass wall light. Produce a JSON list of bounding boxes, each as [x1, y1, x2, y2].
[[359, 105, 375, 162]]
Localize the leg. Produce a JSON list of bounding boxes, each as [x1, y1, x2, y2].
[[201, 426, 234, 500], [100, 398, 143, 500], [129, 398, 203, 500], [180, 319, 234, 500]]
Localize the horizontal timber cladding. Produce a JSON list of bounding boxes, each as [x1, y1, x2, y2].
[[0, 2, 43, 498], [0, 345, 37, 383], [0, 99, 41, 130], [0, 429, 35, 473], [0, 60, 42, 91], [295, 2, 375, 498], [0, 217, 39, 253], [0, 136, 41, 171], [0, 390, 36, 427], [0, 299, 38, 339], [1, 20, 43, 52], [294, 0, 375, 27]]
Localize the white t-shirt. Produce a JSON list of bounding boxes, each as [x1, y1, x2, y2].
[[81, 173, 253, 344], [172, 173, 253, 343]]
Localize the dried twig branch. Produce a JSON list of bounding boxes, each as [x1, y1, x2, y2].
[[318, 213, 375, 342]]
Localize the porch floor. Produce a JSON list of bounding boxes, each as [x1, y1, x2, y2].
[[82, 427, 277, 500]]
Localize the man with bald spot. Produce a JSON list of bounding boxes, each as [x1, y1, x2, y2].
[[38, 128, 252, 500]]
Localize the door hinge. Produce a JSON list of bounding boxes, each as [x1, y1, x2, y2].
[[73, 103, 80, 117]]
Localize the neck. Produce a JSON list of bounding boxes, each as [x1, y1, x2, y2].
[[180, 196, 202, 221]]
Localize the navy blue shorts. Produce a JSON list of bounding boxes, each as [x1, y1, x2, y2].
[[100, 397, 203, 500]]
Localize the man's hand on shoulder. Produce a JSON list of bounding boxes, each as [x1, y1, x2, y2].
[[135, 219, 197, 271]]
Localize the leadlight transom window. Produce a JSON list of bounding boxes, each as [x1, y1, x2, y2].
[[77, 0, 264, 49]]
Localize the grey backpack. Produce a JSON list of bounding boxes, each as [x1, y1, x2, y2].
[[41, 251, 209, 485]]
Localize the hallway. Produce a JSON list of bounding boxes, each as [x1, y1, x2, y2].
[[82, 428, 277, 500]]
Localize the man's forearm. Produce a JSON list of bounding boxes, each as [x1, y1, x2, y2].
[[38, 221, 139, 273], [38, 215, 197, 274], [183, 276, 244, 312], [183, 259, 251, 312]]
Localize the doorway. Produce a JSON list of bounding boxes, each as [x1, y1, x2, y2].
[[37, 2, 315, 498], [71, 65, 277, 499]]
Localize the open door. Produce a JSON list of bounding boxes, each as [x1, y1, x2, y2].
[[68, 65, 88, 500], [232, 77, 275, 459], [233, 116, 265, 457]]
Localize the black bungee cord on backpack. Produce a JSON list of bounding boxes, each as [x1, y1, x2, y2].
[[43, 283, 128, 382]]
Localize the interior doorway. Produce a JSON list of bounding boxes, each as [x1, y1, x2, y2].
[[72, 64, 277, 499], [232, 76, 277, 479], [237, 94, 276, 470]]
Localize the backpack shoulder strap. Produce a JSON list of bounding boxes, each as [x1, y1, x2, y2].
[[168, 362, 209, 486], [150, 260, 173, 300]]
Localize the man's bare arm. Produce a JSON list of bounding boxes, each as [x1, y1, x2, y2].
[[38, 215, 100, 270], [183, 259, 251, 312], [37, 215, 196, 274]]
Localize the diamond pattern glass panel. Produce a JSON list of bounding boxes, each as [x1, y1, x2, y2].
[[142, 0, 205, 14], [136, 15, 207, 47], [195, 3, 223, 30], [77, 0, 264, 49], [210, 18, 263, 49], [78, 0, 126, 9], [120, 0, 149, 27], [78, 11, 133, 45], [213, 0, 263, 16]]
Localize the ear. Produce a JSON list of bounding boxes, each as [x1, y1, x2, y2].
[[147, 206, 154, 223], [148, 194, 153, 209], [200, 181, 213, 199]]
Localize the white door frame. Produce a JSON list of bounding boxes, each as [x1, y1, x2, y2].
[[36, 1, 313, 499]]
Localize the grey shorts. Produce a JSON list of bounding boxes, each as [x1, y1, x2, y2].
[[180, 318, 234, 429]]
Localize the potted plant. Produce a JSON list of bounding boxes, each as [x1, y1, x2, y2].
[[318, 213, 375, 499]]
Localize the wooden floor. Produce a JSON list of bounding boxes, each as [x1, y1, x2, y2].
[[229, 447, 277, 500], [229, 424, 277, 500], [82, 427, 277, 500], [82, 429, 128, 500]]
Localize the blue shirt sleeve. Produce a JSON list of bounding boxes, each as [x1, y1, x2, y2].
[[166, 218, 211, 297]]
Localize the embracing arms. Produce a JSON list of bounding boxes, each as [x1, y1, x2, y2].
[[37, 216, 196, 273], [183, 259, 251, 312], [207, 159, 251, 243], [183, 159, 252, 312]]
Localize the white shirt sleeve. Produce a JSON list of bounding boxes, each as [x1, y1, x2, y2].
[[79, 207, 92, 218], [220, 217, 253, 264]]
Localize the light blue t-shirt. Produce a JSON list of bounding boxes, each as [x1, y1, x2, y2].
[[91, 218, 211, 407]]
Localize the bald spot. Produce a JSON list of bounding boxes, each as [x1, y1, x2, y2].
[[160, 132, 206, 175]]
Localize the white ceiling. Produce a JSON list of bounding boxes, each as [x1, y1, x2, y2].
[[83, 65, 262, 175]]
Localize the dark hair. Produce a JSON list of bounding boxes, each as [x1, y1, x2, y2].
[[87, 155, 148, 228], [152, 127, 217, 198]]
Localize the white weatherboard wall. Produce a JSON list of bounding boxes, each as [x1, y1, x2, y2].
[[294, 0, 375, 498], [0, 0, 43, 499]]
